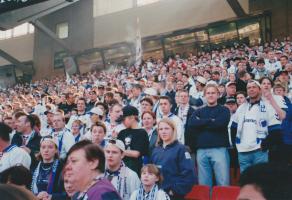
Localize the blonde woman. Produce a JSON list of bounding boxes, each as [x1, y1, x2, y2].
[[150, 118, 196, 199]]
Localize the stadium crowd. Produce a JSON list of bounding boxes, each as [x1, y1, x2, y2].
[[0, 37, 292, 200]]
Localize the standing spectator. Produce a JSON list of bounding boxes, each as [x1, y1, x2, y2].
[[65, 140, 121, 200], [70, 120, 83, 143], [50, 113, 75, 160], [0, 122, 31, 172], [12, 112, 41, 170], [87, 90, 98, 111], [31, 136, 64, 200], [104, 139, 140, 200], [189, 84, 230, 187], [90, 122, 107, 148], [151, 118, 196, 199], [157, 96, 184, 144], [67, 98, 90, 130], [231, 80, 282, 172], [141, 111, 158, 156], [218, 81, 237, 105], [174, 90, 195, 151], [104, 103, 123, 138], [117, 106, 149, 175], [236, 91, 247, 106]]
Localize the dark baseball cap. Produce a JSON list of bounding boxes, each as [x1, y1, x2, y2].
[[116, 105, 139, 122], [225, 97, 237, 104]]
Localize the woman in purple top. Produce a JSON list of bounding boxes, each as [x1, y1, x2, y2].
[[65, 140, 121, 200]]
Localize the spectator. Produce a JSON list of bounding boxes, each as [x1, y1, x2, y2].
[[157, 96, 184, 144], [0, 184, 37, 200], [141, 111, 158, 156], [90, 122, 107, 148], [0, 122, 31, 172], [65, 140, 121, 200], [189, 84, 231, 187], [31, 136, 64, 200], [0, 165, 32, 189], [238, 163, 292, 200], [12, 112, 41, 170], [50, 113, 75, 160], [117, 106, 149, 175], [231, 80, 282, 172], [104, 139, 140, 200], [130, 164, 170, 200], [151, 118, 196, 199]]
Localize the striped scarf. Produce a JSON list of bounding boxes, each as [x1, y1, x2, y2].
[[136, 184, 158, 200]]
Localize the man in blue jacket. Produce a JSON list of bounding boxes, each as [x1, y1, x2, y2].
[[189, 84, 231, 187]]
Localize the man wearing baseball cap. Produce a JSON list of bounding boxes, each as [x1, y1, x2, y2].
[[231, 80, 282, 172], [117, 106, 149, 175], [104, 139, 140, 200]]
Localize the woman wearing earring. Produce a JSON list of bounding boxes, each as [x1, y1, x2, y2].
[[31, 136, 65, 200]]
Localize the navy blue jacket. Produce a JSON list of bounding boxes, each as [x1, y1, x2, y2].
[[151, 141, 196, 195], [188, 104, 230, 149]]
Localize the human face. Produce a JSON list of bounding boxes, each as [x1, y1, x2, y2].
[[4, 119, 14, 129], [123, 116, 135, 128], [225, 103, 238, 113], [104, 144, 123, 170], [142, 113, 155, 129], [52, 115, 65, 130], [236, 94, 246, 105], [159, 99, 171, 115], [91, 126, 105, 144], [274, 87, 285, 96], [158, 122, 173, 144], [90, 114, 100, 123], [180, 92, 189, 105], [247, 82, 261, 100], [141, 101, 152, 113], [40, 140, 57, 162], [237, 184, 266, 200], [205, 87, 219, 106], [176, 81, 184, 91], [110, 105, 122, 121], [64, 175, 76, 198], [71, 122, 81, 136], [260, 79, 272, 92], [226, 85, 237, 96], [141, 170, 159, 188], [15, 115, 28, 133], [77, 100, 86, 113], [47, 113, 54, 125], [132, 88, 141, 98], [65, 149, 98, 191]]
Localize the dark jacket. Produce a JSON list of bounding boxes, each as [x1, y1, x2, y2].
[[174, 106, 196, 151], [149, 129, 158, 156], [32, 160, 66, 200], [11, 131, 41, 171], [188, 104, 230, 149], [151, 140, 196, 196]]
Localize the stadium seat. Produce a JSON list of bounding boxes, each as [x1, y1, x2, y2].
[[211, 186, 240, 200], [185, 185, 210, 200]]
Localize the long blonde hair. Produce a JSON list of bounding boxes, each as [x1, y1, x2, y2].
[[156, 118, 177, 145]]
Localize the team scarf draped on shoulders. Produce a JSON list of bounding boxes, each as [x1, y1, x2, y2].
[[236, 99, 269, 144], [136, 184, 159, 200], [31, 159, 59, 195]]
